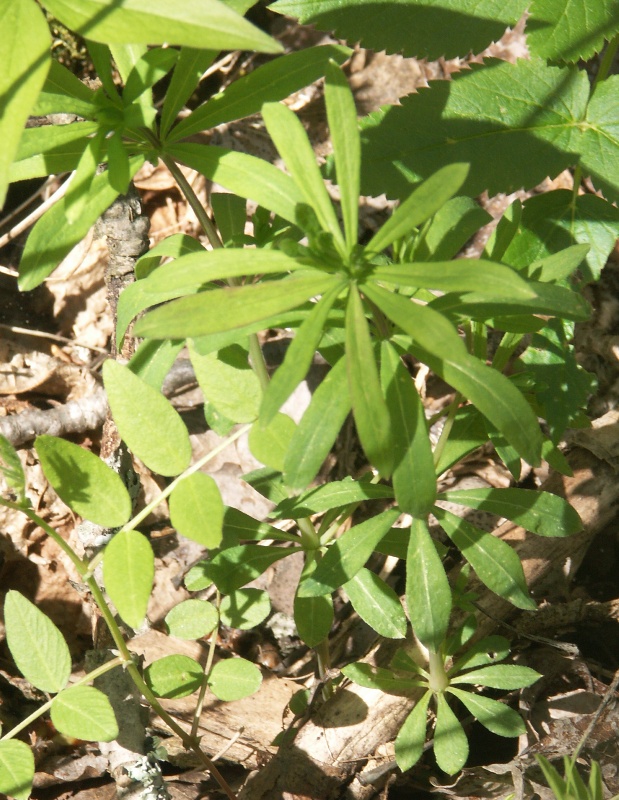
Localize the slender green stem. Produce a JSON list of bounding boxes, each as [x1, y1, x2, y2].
[[432, 394, 462, 469], [191, 591, 221, 738], [248, 331, 271, 393], [315, 640, 333, 700], [428, 650, 449, 693], [297, 516, 321, 550], [592, 34, 619, 89]]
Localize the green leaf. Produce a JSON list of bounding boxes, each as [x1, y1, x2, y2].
[[299, 508, 400, 596], [359, 58, 589, 201], [166, 599, 219, 639], [433, 507, 535, 610], [249, 413, 296, 472], [9, 121, 100, 182], [344, 568, 407, 639], [406, 518, 452, 652], [18, 161, 142, 291], [0, 434, 25, 500], [527, 0, 619, 62], [128, 339, 185, 390], [283, 355, 351, 489], [51, 685, 119, 742], [447, 688, 525, 737], [260, 283, 342, 426], [123, 47, 178, 105], [437, 488, 582, 538], [273, 478, 394, 520], [365, 163, 469, 255], [0, 0, 50, 207], [103, 360, 192, 477], [208, 657, 262, 701], [262, 101, 345, 251], [324, 60, 359, 251], [4, 591, 71, 693], [106, 131, 131, 194], [207, 545, 297, 593], [103, 530, 154, 629], [184, 562, 213, 591], [394, 692, 432, 772], [434, 693, 469, 775], [342, 662, 419, 693], [502, 191, 619, 283], [136, 232, 206, 280], [160, 47, 217, 139], [450, 664, 541, 689], [35, 435, 132, 527], [294, 593, 334, 647], [169, 472, 224, 548], [32, 58, 96, 117], [223, 506, 300, 543], [449, 635, 510, 673], [145, 655, 203, 698], [42, 0, 282, 52], [414, 197, 492, 262], [64, 128, 105, 225], [579, 74, 619, 206], [210, 193, 248, 245], [270, 0, 527, 60], [346, 285, 393, 476], [434, 406, 488, 476], [134, 272, 340, 340], [166, 142, 304, 225], [220, 588, 271, 630], [381, 341, 436, 516], [170, 44, 351, 142], [0, 740, 35, 800]]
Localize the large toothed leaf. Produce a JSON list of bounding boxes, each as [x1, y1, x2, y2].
[[42, 0, 281, 52], [527, 0, 619, 62], [103, 530, 154, 629], [581, 75, 619, 205], [359, 58, 589, 201]]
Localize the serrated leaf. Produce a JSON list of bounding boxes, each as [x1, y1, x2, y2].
[[359, 58, 589, 201], [0, 0, 50, 208], [270, 0, 528, 60], [0, 740, 34, 800], [450, 664, 541, 689], [294, 593, 334, 647], [51, 685, 119, 741], [406, 518, 452, 652], [0, 434, 25, 500], [580, 75, 619, 204], [344, 568, 407, 639], [394, 691, 432, 772], [527, 0, 619, 62], [447, 687, 525, 737], [43, 0, 281, 51], [103, 360, 192, 477], [35, 435, 132, 527], [207, 545, 297, 593], [434, 693, 469, 774], [208, 657, 262, 701], [249, 413, 296, 472], [220, 588, 271, 630], [298, 508, 400, 596], [283, 355, 351, 489], [103, 530, 154, 629], [169, 472, 224, 549], [438, 487, 582, 538], [134, 272, 339, 340], [170, 44, 350, 142], [381, 341, 436, 516], [4, 591, 71, 693], [145, 654, 203, 698], [166, 599, 219, 639], [434, 507, 535, 609]]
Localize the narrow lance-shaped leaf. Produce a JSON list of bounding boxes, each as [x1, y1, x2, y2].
[[103, 530, 154, 629], [160, 47, 218, 139], [433, 693, 469, 774], [0, 434, 25, 500], [9, 121, 100, 182], [447, 687, 526, 737], [344, 568, 407, 639], [381, 341, 436, 516], [342, 662, 420, 694], [346, 284, 393, 476], [262, 101, 345, 252], [394, 691, 432, 772], [450, 663, 541, 689], [207, 544, 298, 594], [273, 478, 394, 519]]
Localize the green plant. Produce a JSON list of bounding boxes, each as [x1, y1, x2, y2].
[[1, 0, 617, 797], [536, 755, 619, 800]]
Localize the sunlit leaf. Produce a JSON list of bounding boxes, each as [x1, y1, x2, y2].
[[208, 657, 262, 701], [166, 599, 219, 640], [51, 686, 119, 741], [169, 472, 224, 548], [0, 740, 35, 800], [103, 530, 154, 629], [145, 655, 203, 698]]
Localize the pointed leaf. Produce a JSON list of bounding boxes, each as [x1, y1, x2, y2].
[[103, 530, 154, 629], [103, 360, 192, 477], [394, 692, 432, 772], [449, 636, 511, 674], [0, 434, 25, 500], [207, 545, 297, 594], [10, 121, 100, 182], [381, 341, 436, 516], [342, 662, 418, 694], [145, 655, 203, 698], [406, 518, 452, 652], [51, 685, 119, 741], [415, 197, 492, 262], [4, 591, 71, 693], [208, 657, 262, 701], [32, 58, 97, 118], [249, 413, 297, 472], [434, 693, 469, 774], [123, 47, 178, 105], [450, 664, 541, 689], [273, 478, 394, 520], [223, 506, 300, 543], [294, 593, 334, 647], [527, 0, 619, 62], [166, 599, 219, 640], [434, 507, 536, 610], [0, 740, 35, 800], [160, 47, 217, 138], [437, 488, 582, 537], [580, 75, 619, 205], [447, 687, 525, 737], [169, 472, 224, 548], [35, 435, 132, 527], [365, 163, 469, 255], [344, 568, 407, 639]]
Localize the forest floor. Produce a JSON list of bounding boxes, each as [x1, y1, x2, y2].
[[1, 7, 619, 800]]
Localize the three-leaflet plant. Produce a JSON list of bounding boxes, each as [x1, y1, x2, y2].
[[1, 0, 615, 796]]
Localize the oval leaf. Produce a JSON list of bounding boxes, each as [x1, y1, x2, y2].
[[249, 413, 297, 472], [208, 657, 262, 701], [434, 693, 469, 775], [51, 685, 119, 742], [4, 591, 71, 693], [219, 588, 271, 631], [166, 599, 219, 640], [35, 435, 132, 527], [450, 664, 541, 690], [294, 593, 333, 647], [0, 740, 35, 800], [169, 472, 224, 548], [103, 359, 192, 477], [103, 530, 154, 629], [447, 687, 525, 737], [145, 654, 203, 698], [344, 568, 407, 639], [394, 692, 432, 772]]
